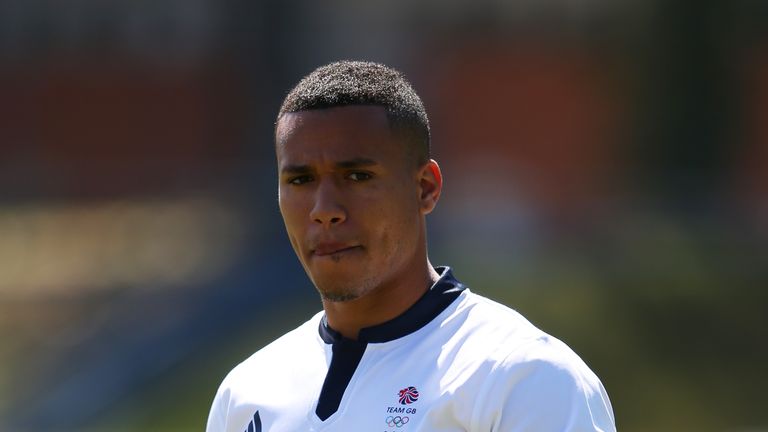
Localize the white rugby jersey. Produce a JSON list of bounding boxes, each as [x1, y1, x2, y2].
[[207, 267, 615, 432]]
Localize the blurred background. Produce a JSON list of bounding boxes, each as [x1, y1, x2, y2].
[[0, 0, 766, 431]]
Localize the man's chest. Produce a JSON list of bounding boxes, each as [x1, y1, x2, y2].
[[229, 345, 480, 432]]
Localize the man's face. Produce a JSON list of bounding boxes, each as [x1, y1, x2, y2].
[[276, 105, 425, 302]]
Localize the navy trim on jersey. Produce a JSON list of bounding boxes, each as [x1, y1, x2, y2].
[[315, 339, 367, 420], [314, 266, 465, 420]]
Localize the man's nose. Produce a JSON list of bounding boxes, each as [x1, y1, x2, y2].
[[309, 179, 347, 227]]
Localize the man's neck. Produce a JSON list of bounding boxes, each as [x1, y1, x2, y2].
[[322, 263, 440, 341]]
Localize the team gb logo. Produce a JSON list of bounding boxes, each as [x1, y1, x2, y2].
[[398, 386, 419, 405]]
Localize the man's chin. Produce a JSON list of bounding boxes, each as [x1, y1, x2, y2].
[[309, 269, 369, 302], [318, 290, 360, 303], [314, 278, 367, 302]]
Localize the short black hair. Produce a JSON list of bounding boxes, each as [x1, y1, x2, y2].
[[277, 61, 430, 164]]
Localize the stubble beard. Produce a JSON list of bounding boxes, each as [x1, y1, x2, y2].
[[319, 290, 359, 303], [315, 272, 379, 303]]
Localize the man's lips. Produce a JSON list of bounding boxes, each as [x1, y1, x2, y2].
[[312, 243, 361, 256]]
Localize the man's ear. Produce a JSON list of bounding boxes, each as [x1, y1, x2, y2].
[[418, 159, 443, 215]]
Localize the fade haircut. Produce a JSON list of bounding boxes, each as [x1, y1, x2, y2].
[[277, 61, 430, 164]]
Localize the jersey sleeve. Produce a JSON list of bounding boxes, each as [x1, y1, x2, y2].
[[471, 344, 616, 432]]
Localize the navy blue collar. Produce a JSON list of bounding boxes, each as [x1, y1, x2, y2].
[[318, 266, 465, 344]]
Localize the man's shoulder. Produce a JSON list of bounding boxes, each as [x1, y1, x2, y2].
[[452, 290, 547, 344], [219, 311, 325, 388], [453, 290, 595, 376], [451, 290, 614, 429]]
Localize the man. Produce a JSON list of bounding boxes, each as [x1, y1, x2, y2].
[[207, 61, 616, 431]]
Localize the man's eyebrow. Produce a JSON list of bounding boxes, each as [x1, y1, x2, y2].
[[280, 158, 379, 175], [280, 164, 311, 175], [335, 157, 378, 169]]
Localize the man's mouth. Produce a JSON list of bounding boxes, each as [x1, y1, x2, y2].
[[312, 243, 360, 257]]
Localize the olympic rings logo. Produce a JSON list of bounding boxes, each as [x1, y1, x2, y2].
[[385, 416, 409, 427]]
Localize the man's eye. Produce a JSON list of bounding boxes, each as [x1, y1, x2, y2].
[[348, 172, 372, 181], [288, 175, 312, 185]]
